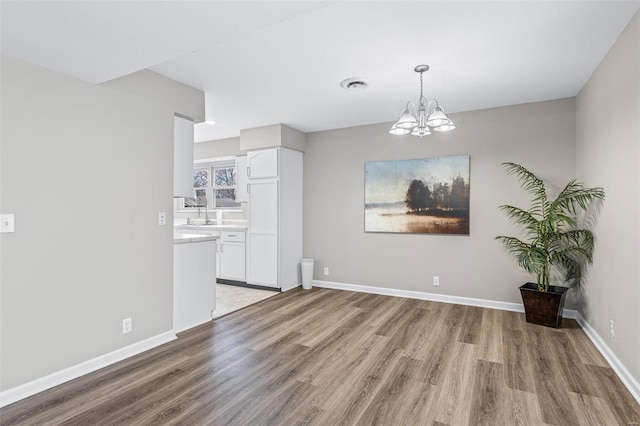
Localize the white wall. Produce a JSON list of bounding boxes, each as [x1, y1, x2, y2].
[[0, 56, 175, 391], [576, 12, 640, 383], [303, 98, 576, 305]]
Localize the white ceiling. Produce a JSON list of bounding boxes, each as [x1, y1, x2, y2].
[[2, 1, 639, 142]]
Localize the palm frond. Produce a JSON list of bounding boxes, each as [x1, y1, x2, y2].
[[516, 247, 548, 276], [495, 236, 547, 276], [497, 205, 539, 230], [550, 230, 595, 263], [502, 162, 547, 199], [495, 235, 528, 252], [551, 253, 582, 287], [552, 213, 577, 229], [551, 180, 605, 215]]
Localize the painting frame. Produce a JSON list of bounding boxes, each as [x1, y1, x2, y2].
[[364, 155, 470, 235]]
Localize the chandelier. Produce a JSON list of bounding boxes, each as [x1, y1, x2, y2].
[[389, 65, 456, 137]]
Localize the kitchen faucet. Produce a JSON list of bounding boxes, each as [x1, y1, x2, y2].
[[204, 205, 211, 224], [197, 196, 212, 224]]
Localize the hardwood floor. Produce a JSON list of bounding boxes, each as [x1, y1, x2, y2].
[[2, 288, 639, 425]]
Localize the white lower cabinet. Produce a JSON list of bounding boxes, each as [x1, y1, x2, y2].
[[219, 231, 246, 281], [247, 231, 278, 287]]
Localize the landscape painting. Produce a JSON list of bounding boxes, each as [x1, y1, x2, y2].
[[365, 155, 470, 234]]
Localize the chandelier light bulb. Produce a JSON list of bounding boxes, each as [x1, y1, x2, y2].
[[433, 123, 456, 132], [395, 109, 418, 129], [389, 125, 411, 135], [426, 109, 451, 127], [411, 127, 431, 137]]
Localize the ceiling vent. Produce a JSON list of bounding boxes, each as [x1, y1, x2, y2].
[[340, 77, 368, 91]]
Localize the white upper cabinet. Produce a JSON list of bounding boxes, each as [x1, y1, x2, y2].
[[247, 149, 278, 179], [173, 115, 194, 198], [235, 155, 248, 203]]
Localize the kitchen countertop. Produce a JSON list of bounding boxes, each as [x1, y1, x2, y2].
[[173, 233, 220, 244], [174, 224, 247, 231]]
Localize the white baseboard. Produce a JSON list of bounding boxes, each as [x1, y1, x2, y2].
[[281, 282, 300, 292], [574, 312, 640, 404], [313, 279, 637, 403], [0, 330, 176, 408], [312, 279, 578, 318], [174, 318, 214, 334]]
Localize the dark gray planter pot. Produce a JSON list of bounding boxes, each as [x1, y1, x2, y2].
[[519, 282, 569, 328]]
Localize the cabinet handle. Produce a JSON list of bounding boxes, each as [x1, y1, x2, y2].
[[247, 166, 251, 177], [227, 234, 236, 237], [247, 183, 250, 193]]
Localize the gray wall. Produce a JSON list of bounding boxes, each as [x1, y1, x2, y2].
[[240, 124, 307, 152], [576, 12, 640, 382], [102, 69, 205, 122], [303, 98, 577, 305], [193, 123, 308, 161], [194, 137, 241, 160], [0, 56, 175, 390]]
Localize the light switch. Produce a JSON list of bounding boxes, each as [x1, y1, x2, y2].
[[1, 214, 15, 233]]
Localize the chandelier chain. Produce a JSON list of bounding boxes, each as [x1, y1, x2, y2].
[[419, 70, 424, 104]]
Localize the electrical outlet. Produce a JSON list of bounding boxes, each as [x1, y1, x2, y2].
[[609, 319, 615, 339], [323, 267, 329, 276], [0, 214, 15, 233], [433, 276, 440, 286], [122, 318, 132, 334], [158, 212, 167, 226]]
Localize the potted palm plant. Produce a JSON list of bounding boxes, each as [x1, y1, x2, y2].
[[496, 163, 604, 328]]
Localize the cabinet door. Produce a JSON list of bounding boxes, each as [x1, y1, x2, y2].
[[235, 156, 248, 203], [247, 180, 278, 231], [247, 180, 278, 287], [246, 234, 277, 287], [247, 149, 278, 179], [219, 242, 246, 281]]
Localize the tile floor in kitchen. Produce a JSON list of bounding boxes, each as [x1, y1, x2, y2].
[[213, 283, 279, 319]]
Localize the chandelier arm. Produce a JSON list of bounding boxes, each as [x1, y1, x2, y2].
[[405, 101, 418, 117], [425, 98, 439, 114]]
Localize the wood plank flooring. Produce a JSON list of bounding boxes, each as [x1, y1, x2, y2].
[[2, 287, 639, 425]]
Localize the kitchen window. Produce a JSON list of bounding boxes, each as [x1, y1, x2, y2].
[[213, 166, 237, 207], [183, 161, 240, 209]]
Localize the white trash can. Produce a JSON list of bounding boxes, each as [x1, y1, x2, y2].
[[301, 258, 314, 290]]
